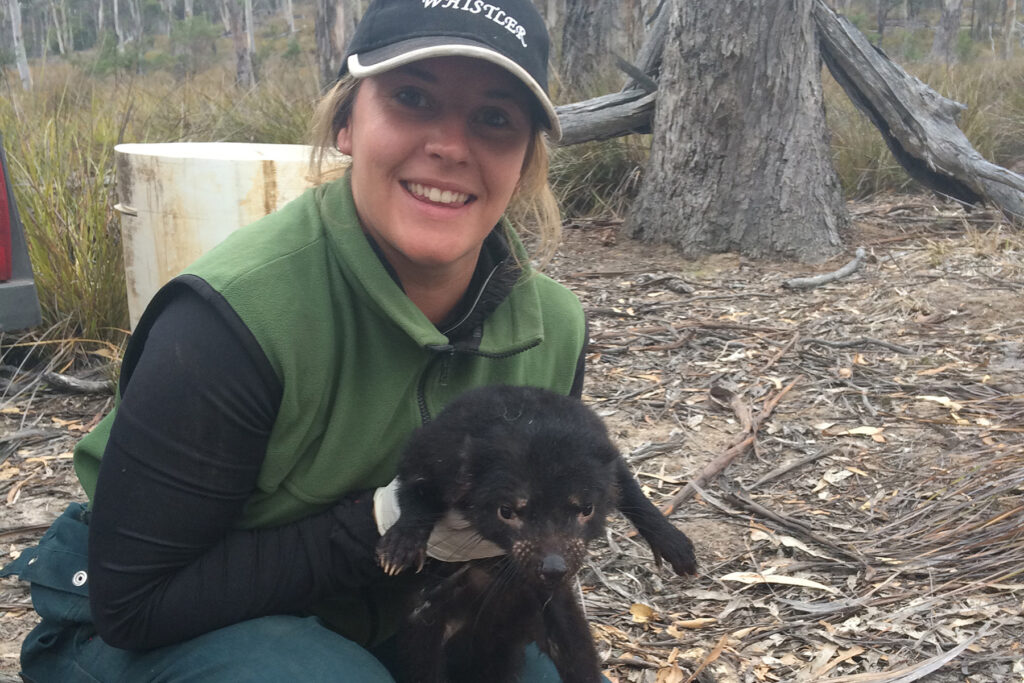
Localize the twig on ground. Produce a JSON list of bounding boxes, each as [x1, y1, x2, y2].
[[747, 446, 847, 490], [803, 337, 915, 354], [783, 247, 866, 289], [661, 377, 800, 516]]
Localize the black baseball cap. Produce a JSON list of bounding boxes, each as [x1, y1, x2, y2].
[[342, 0, 560, 140]]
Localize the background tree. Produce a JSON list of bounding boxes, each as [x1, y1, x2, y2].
[[6, 0, 32, 89], [1003, 0, 1018, 58], [315, 0, 354, 89], [629, 0, 847, 262], [224, 0, 253, 87], [559, 0, 615, 97], [930, 0, 963, 63]]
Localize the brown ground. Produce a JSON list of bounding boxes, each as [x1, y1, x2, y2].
[[2, 196, 1023, 682]]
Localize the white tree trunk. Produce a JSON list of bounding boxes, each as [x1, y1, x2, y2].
[[244, 0, 254, 52], [316, 0, 351, 87], [50, 0, 67, 54], [1004, 0, 1018, 58], [63, 0, 72, 50], [219, 0, 230, 32], [128, 0, 141, 43], [97, 0, 104, 38], [7, 0, 33, 90], [184, 0, 192, 17], [283, 0, 294, 33], [113, 0, 125, 51], [226, 0, 255, 87]]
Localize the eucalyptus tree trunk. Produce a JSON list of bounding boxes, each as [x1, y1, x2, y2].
[[225, 0, 255, 87], [97, 0, 104, 38], [128, 0, 141, 43], [244, 0, 254, 52], [316, 0, 353, 89], [50, 0, 67, 54], [7, 0, 33, 90], [219, 0, 230, 32], [184, 0, 192, 17], [282, 0, 294, 33], [560, 0, 616, 97], [876, 0, 891, 39], [629, 0, 846, 262], [544, 0, 559, 34], [1004, 0, 1018, 58], [113, 0, 125, 51], [930, 0, 963, 64]]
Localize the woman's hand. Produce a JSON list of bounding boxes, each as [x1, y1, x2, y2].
[[373, 478, 504, 562]]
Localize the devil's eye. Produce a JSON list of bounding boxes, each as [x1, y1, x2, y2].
[[579, 504, 594, 517], [499, 504, 517, 520]]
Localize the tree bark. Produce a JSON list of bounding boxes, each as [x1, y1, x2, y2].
[[128, 0, 141, 43], [7, 0, 33, 90], [244, 0, 255, 53], [930, 0, 963, 64], [225, 0, 255, 88], [1004, 0, 1018, 58], [629, 0, 846, 262], [184, 0, 192, 18], [560, 0, 617, 97], [282, 0, 294, 33], [113, 0, 125, 51], [814, 1, 1024, 221], [316, 0, 342, 89], [50, 0, 66, 55]]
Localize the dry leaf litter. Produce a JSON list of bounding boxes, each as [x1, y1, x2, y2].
[[1, 196, 1022, 682]]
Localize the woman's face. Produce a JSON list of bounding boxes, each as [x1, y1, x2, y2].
[[337, 56, 534, 286]]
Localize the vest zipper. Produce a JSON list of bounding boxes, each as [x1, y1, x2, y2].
[[415, 338, 542, 423]]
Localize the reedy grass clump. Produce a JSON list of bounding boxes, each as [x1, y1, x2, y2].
[[0, 57, 320, 367], [1, 65, 131, 367], [549, 136, 648, 220]]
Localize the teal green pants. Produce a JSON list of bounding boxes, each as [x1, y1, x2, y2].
[[18, 614, 567, 682], [2, 504, 590, 682]]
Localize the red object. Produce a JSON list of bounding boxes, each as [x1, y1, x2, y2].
[[0, 157, 12, 281]]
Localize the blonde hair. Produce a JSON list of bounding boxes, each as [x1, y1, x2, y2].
[[308, 75, 562, 268]]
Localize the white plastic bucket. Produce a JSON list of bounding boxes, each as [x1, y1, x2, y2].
[[114, 142, 347, 329]]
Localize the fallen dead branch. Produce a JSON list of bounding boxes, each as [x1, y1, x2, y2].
[[783, 247, 867, 289], [661, 377, 800, 516]]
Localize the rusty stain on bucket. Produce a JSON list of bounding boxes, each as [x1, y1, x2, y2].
[[114, 142, 347, 329]]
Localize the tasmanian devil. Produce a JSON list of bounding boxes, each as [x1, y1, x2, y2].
[[376, 384, 697, 683]]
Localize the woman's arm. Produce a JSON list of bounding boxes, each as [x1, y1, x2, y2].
[[88, 288, 382, 650]]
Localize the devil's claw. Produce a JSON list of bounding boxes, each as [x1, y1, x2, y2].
[[376, 523, 430, 575]]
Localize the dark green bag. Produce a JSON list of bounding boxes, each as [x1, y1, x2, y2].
[[0, 502, 94, 678]]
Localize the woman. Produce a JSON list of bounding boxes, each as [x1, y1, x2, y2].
[[2, 0, 591, 680]]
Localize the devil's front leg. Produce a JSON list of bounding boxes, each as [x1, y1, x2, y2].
[[538, 585, 602, 683], [615, 459, 698, 576], [395, 578, 450, 683], [376, 476, 447, 575]]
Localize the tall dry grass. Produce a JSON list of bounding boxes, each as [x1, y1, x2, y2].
[[0, 53, 321, 366], [825, 55, 1024, 197]]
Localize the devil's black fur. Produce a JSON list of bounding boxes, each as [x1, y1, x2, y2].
[[377, 385, 697, 683]]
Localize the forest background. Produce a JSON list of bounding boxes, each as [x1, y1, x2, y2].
[[0, 0, 1023, 363]]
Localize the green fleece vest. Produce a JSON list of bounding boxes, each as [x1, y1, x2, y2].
[[73, 176, 586, 643]]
